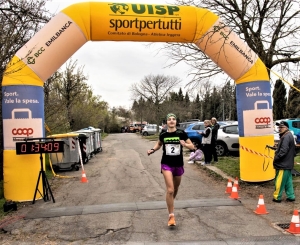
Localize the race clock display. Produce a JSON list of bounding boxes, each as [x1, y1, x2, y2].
[[16, 141, 64, 155]]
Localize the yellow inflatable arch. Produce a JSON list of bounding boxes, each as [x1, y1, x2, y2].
[[2, 2, 275, 201]]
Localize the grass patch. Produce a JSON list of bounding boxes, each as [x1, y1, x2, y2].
[[213, 155, 300, 180], [212, 155, 300, 187], [294, 156, 300, 173], [214, 156, 240, 179], [0, 198, 6, 219]]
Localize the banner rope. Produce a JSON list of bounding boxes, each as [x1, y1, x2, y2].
[[240, 145, 274, 172], [240, 145, 274, 159]]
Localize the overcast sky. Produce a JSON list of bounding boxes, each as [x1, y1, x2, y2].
[[45, 0, 192, 109]]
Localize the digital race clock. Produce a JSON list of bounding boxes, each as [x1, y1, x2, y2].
[[16, 141, 64, 155]]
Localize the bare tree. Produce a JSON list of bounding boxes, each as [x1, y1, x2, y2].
[[46, 59, 90, 131], [44, 62, 111, 133], [116, 106, 132, 122], [130, 74, 181, 129], [70, 92, 109, 131], [163, 0, 300, 87], [44, 71, 66, 133], [131, 97, 146, 127]]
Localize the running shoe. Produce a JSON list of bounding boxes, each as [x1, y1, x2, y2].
[[168, 214, 176, 226]]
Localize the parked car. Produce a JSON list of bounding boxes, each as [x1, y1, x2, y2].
[[129, 123, 146, 133], [178, 120, 200, 131], [216, 123, 298, 156], [184, 122, 205, 146], [274, 118, 300, 144], [215, 123, 240, 156], [129, 124, 135, 133], [141, 124, 162, 136], [184, 120, 232, 147], [218, 121, 237, 126]]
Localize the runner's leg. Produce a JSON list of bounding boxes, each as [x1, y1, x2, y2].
[[162, 170, 175, 214], [173, 175, 182, 199]]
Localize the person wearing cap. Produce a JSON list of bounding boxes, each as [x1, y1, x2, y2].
[[147, 113, 194, 226], [272, 121, 296, 203]]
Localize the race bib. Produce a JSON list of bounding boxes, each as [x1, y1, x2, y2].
[[166, 144, 180, 156]]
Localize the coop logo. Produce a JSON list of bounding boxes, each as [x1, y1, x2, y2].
[[254, 117, 271, 129], [109, 3, 180, 15], [12, 128, 34, 136], [255, 117, 271, 124]]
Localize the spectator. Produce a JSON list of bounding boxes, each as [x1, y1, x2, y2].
[[188, 143, 203, 164], [198, 120, 212, 165], [271, 121, 296, 203], [211, 117, 220, 162]]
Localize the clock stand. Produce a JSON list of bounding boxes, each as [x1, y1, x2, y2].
[[32, 150, 55, 204], [15, 137, 64, 204]]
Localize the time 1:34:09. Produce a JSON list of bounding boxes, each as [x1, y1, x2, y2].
[[31, 142, 61, 152]]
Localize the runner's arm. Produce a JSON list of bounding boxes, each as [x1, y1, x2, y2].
[[180, 139, 194, 150], [147, 140, 162, 155]]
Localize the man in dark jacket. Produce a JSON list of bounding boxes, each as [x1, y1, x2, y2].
[[272, 121, 296, 203], [211, 117, 220, 162]]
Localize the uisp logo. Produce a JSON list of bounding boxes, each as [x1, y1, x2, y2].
[[109, 3, 129, 14], [109, 3, 180, 16]]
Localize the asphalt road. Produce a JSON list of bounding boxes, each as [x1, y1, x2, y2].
[[0, 133, 300, 244]]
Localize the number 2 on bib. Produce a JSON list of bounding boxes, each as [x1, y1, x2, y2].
[[166, 144, 180, 155]]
